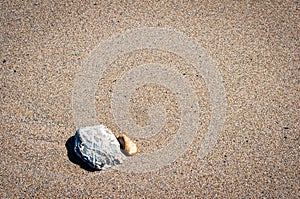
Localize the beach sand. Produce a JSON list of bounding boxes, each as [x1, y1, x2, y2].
[[1, 1, 299, 198]]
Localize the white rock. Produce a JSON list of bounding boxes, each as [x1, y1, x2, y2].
[[74, 125, 125, 170]]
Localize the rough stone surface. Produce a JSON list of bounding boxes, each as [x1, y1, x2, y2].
[[74, 125, 125, 170]]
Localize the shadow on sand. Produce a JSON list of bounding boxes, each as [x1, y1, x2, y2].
[[65, 136, 99, 172]]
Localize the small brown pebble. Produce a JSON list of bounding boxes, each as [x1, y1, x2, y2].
[[117, 134, 138, 156]]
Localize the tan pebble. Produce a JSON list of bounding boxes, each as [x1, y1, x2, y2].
[[117, 134, 138, 156]]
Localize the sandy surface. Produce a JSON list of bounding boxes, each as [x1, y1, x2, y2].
[[1, 0, 299, 198]]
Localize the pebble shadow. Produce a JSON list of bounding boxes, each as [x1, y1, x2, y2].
[[65, 136, 99, 172]]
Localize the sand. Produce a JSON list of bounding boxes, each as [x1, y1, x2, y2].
[[1, 0, 299, 198]]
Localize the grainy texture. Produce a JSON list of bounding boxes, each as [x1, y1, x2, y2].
[[1, 0, 299, 198]]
